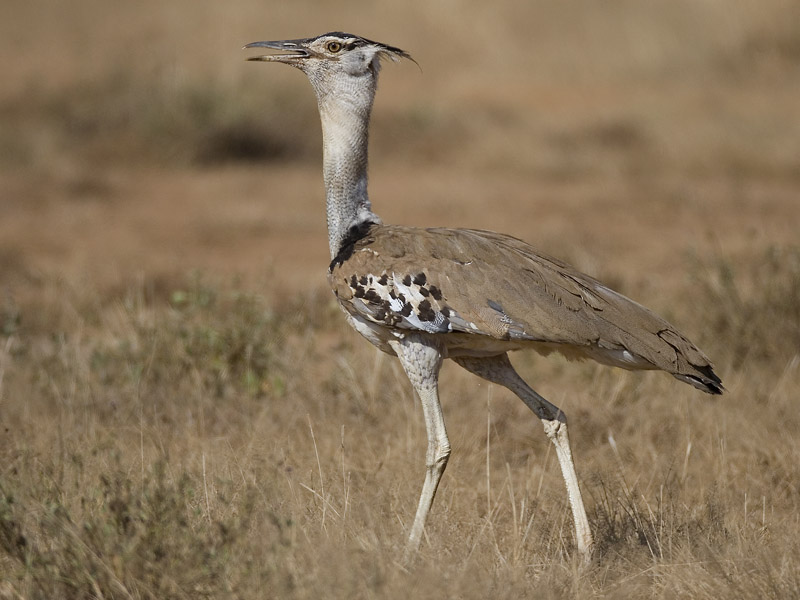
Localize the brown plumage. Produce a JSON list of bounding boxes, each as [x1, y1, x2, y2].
[[330, 224, 722, 395]]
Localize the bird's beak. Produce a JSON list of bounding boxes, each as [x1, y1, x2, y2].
[[243, 40, 311, 64]]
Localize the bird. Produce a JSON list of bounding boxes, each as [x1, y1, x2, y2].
[[244, 32, 723, 560]]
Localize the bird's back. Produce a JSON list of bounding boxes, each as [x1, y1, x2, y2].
[[329, 224, 722, 394]]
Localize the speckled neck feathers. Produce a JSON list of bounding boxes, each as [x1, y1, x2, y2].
[[308, 63, 382, 258]]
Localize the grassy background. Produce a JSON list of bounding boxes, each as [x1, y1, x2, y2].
[[1, 1, 799, 597]]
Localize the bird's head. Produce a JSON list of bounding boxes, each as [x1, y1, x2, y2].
[[244, 32, 412, 96]]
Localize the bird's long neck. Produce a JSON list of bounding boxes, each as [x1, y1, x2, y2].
[[314, 79, 382, 259]]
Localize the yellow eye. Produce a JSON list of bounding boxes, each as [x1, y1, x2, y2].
[[326, 41, 342, 53]]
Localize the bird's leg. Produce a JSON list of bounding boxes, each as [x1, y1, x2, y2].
[[389, 335, 449, 559], [454, 354, 593, 559]]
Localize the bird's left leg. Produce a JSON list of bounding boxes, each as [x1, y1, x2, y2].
[[454, 353, 593, 559], [388, 334, 449, 558]]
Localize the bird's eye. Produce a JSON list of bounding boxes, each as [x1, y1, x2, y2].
[[326, 41, 342, 53]]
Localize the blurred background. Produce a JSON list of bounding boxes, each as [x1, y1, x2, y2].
[[1, 0, 798, 299], [1, 2, 800, 596]]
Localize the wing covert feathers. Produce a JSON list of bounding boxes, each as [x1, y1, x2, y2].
[[329, 224, 723, 395]]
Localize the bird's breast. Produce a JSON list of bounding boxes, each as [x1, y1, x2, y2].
[[331, 268, 464, 336]]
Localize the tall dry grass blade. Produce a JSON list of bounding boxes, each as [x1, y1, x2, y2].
[[486, 384, 493, 519], [682, 440, 693, 484], [307, 414, 327, 531], [202, 453, 211, 523], [340, 424, 350, 526]]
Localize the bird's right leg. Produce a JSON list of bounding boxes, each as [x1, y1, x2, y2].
[[388, 335, 449, 559], [454, 353, 593, 559]]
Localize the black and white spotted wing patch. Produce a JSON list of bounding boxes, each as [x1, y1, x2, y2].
[[341, 271, 476, 334]]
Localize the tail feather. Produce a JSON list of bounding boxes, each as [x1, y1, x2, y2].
[[673, 364, 724, 395]]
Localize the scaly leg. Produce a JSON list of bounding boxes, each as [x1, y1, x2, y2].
[[389, 335, 450, 558], [454, 353, 593, 558]]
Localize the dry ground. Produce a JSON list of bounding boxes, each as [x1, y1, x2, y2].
[[1, 1, 799, 598]]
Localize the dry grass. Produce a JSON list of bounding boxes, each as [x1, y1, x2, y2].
[[1, 261, 799, 598], [1, 0, 800, 598]]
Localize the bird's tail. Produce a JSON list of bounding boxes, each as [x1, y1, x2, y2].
[[672, 363, 724, 395]]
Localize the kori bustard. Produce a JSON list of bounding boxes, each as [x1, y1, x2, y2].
[[245, 32, 723, 559]]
